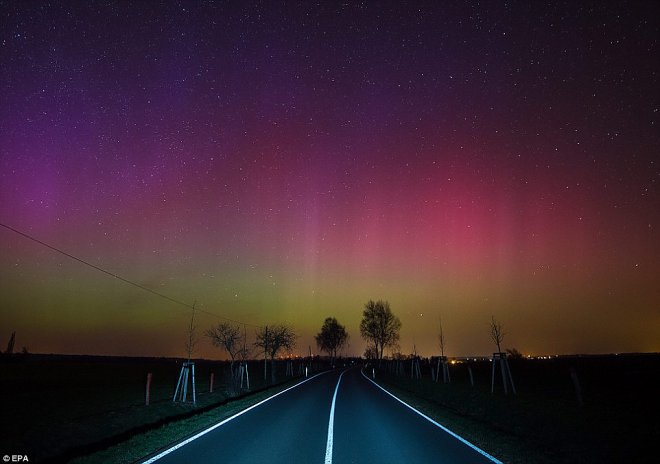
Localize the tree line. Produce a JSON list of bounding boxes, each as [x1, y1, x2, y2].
[[203, 299, 401, 369], [204, 300, 513, 371]]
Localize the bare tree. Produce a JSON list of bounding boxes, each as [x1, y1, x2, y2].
[[363, 346, 378, 360], [238, 325, 252, 362], [359, 300, 401, 365], [256, 326, 269, 381], [5, 331, 16, 355], [173, 303, 198, 405], [490, 315, 505, 354], [438, 315, 446, 357], [185, 304, 198, 361], [315, 317, 349, 365], [206, 322, 244, 377], [506, 347, 523, 359], [436, 315, 450, 382], [254, 324, 297, 382]]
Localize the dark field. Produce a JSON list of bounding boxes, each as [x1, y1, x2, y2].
[[2, 354, 658, 463], [374, 354, 660, 464], [0, 354, 319, 463]]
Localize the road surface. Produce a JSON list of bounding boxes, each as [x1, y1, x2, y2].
[[142, 366, 501, 464]]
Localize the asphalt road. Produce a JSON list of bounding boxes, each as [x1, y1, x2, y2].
[[143, 366, 501, 464]]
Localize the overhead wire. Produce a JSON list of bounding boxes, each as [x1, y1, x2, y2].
[[0, 222, 261, 328]]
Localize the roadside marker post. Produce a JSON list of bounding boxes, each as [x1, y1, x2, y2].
[[145, 372, 152, 406], [210, 372, 214, 393]]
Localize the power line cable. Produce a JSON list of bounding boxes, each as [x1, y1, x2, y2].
[[0, 222, 261, 328]]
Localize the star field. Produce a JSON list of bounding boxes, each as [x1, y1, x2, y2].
[[1, 1, 659, 357]]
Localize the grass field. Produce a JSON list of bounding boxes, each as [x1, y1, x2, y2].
[[0, 354, 323, 463], [372, 354, 660, 464]]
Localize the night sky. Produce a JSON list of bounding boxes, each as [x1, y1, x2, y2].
[[1, 1, 659, 358]]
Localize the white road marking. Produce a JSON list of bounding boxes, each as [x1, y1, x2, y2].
[[324, 369, 346, 464], [361, 369, 503, 464], [142, 371, 328, 463]]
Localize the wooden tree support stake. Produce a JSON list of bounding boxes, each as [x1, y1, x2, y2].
[[410, 357, 421, 379], [570, 367, 583, 407], [434, 357, 451, 383], [491, 352, 516, 395], [239, 362, 250, 390], [173, 361, 197, 405]]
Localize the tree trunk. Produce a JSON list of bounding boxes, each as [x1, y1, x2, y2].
[[263, 348, 267, 381]]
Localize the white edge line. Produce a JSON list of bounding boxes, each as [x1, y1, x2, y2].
[[142, 371, 328, 463], [361, 368, 503, 464], [324, 370, 346, 464]]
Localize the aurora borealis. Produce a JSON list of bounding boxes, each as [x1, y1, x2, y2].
[[1, 1, 659, 358]]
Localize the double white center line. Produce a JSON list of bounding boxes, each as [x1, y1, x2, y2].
[[324, 370, 346, 464]]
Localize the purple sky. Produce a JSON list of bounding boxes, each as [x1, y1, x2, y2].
[[1, 1, 659, 358]]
